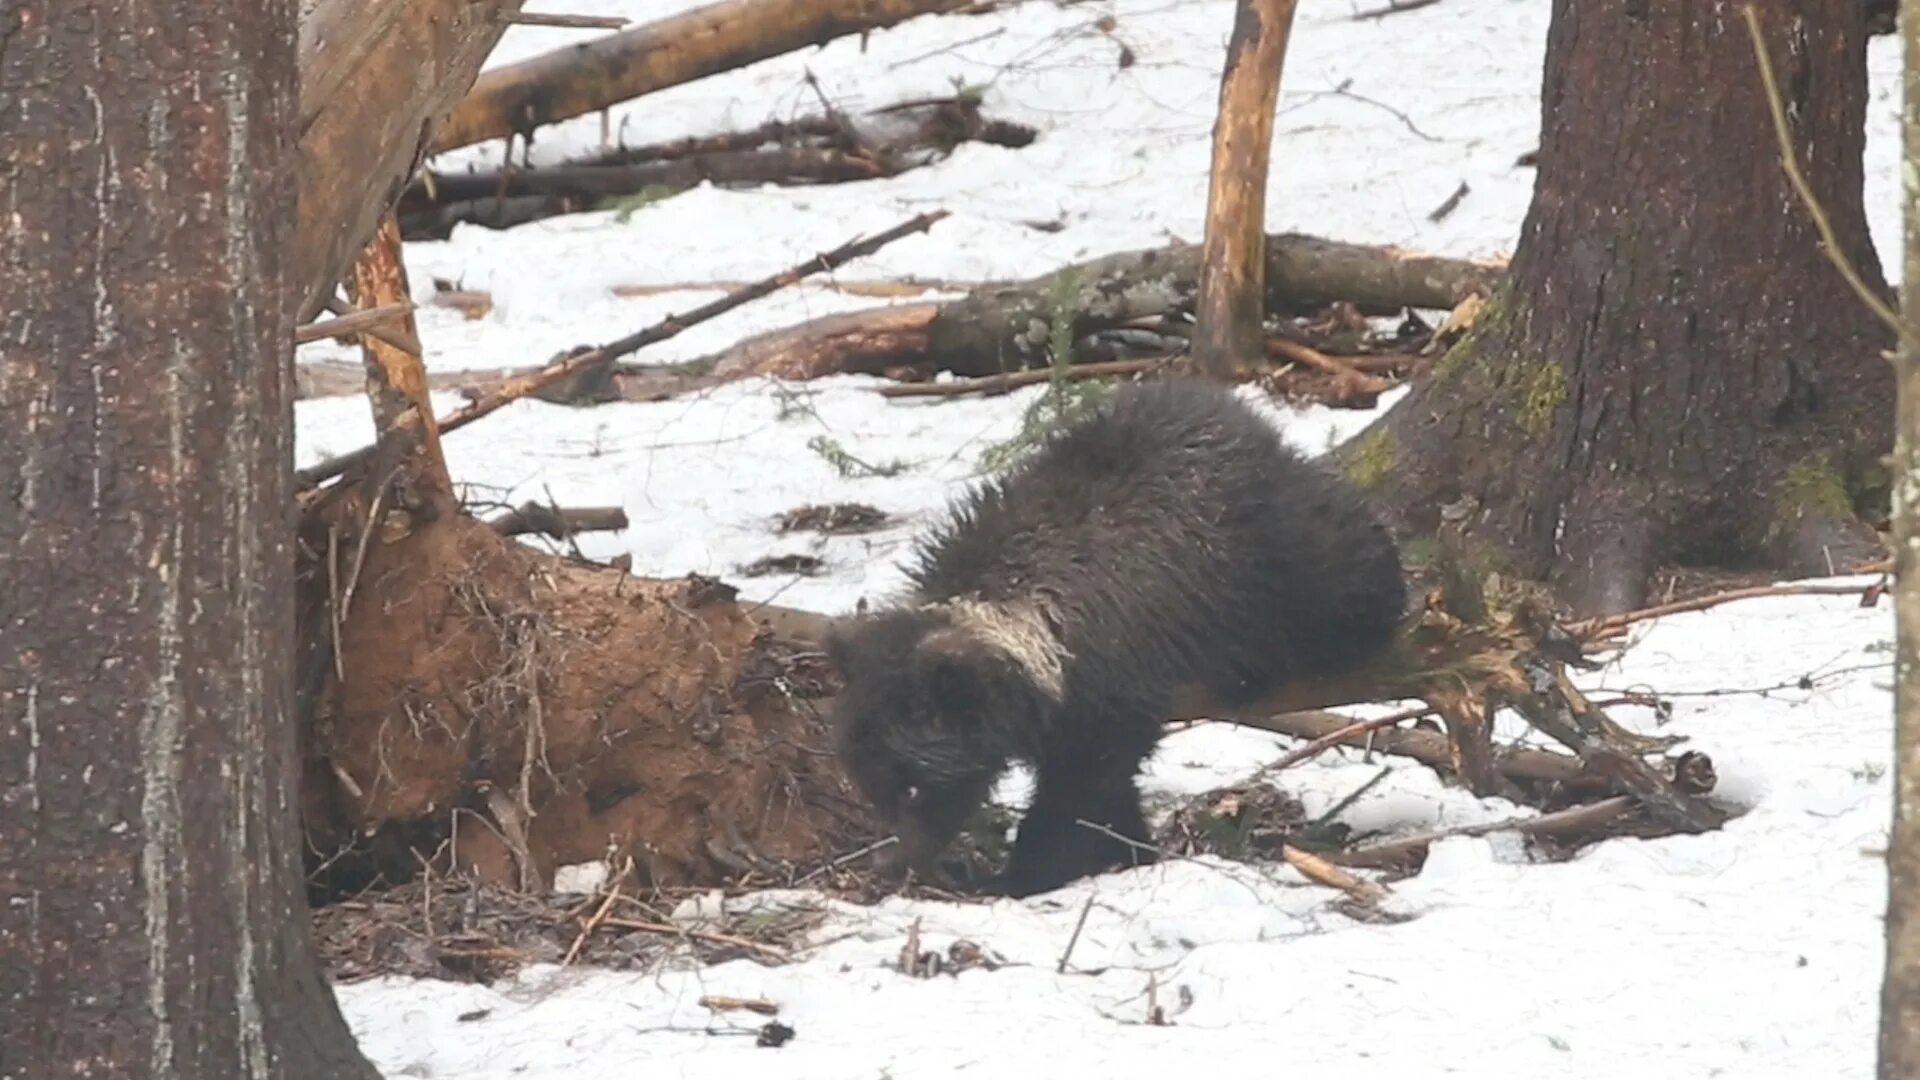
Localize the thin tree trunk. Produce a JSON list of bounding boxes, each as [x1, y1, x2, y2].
[[0, 1, 378, 1075], [1878, 1, 1920, 1070], [1339, 0, 1891, 616], [1192, 0, 1297, 377]]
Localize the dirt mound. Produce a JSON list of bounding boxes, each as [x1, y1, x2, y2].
[[297, 507, 877, 902]]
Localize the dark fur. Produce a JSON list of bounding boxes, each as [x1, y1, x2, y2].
[[827, 378, 1406, 897]]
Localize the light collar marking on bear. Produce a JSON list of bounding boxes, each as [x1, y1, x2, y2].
[[923, 595, 1071, 704]]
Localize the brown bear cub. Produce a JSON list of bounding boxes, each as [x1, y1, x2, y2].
[[826, 378, 1406, 897]]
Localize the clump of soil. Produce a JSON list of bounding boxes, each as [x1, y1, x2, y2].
[[740, 553, 827, 577], [776, 502, 891, 535], [296, 500, 879, 904]]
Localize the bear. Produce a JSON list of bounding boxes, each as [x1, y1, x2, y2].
[[825, 377, 1407, 897]]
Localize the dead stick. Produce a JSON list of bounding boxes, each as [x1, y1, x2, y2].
[[562, 882, 624, 966], [1280, 844, 1386, 904], [299, 210, 950, 486], [1572, 580, 1885, 638], [877, 358, 1169, 399], [1329, 795, 1637, 869], [295, 302, 422, 355], [1258, 706, 1431, 773], [698, 995, 780, 1015], [505, 12, 629, 28], [1224, 709, 1592, 785], [1057, 894, 1096, 974], [599, 916, 791, 960], [1266, 337, 1391, 392], [488, 503, 630, 539]]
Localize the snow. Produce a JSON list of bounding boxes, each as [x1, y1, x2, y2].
[[301, 1, 1906, 1076]]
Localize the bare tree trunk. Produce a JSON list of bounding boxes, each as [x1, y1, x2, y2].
[[0, 1, 378, 1076], [1337, 0, 1892, 616], [1879, 2, 1920, 1071], [1192, 0, 1297, 378], [296, 0, 527, 321]]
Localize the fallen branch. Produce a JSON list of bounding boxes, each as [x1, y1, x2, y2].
[[1328, 795, 1637, 870], [404, 98, 1031, 237], [433, 0, 987, 153], [506, 11, 628, 28], [1228, 709, 1593, 786], [1256, 705, 1431, 773], [597, 917, 791, 960], [875, 358, 1171, 398], [1265, 337, 1392, 394], [696, 232, 1504, 381], [489, 503, 630, 539], [298, 210, 949, 486], [1572, 578, 1888, 640], [1280, 843, 1387, 904], [295, 302, 419, 350]]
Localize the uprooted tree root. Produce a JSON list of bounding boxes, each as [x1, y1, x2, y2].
[[296, 497, 881, 904]]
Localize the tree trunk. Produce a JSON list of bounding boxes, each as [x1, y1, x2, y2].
[[296, 0, 527, 321], [1192, 0, 1297, 377], [1338, 0, 1892, 616], [1879, 1, 1920, 1071], [0, 1, 378, 1076]]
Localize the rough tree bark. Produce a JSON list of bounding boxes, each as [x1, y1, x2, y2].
[[1879, 0, 1920, 1070], [0, 1, 379, 1076], [1192, 0, 1297, 377], [296, 0, 526, 321], [1338, 0, 1892, 616]]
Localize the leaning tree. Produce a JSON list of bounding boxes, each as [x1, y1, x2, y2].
[[0, 1, 380, 1076], [1341, 0, 1894, 616]]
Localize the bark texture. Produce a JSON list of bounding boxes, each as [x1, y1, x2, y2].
[[0, 2, 378, 1076], [1341, 0, 1892, 616], [1192, 0, 1297, 377], [296, 0, 526, 321], [1879, 1, 1920, 1070]]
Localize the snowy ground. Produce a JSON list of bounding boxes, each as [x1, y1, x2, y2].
[[303, 2, 1906, 1076]]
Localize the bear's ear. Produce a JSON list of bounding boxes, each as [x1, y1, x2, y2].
[[912, 627, 1023, 720]]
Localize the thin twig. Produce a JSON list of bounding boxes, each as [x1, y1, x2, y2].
[[299, 210, 951, 486], [1742, 5, 1918, 353], [1057, 894, 1096, 974], [599, 917, 792, 961], [505, 11, 629, 28], [877, 358, 1169, 399], [562, 878, 625, 966], [1329, 795, 1638, 869], [1259, 705, 1431, 773], [295, 302, 423, 356], [1571, 579, 1886, 639], [1352, 0, 1441, 19]]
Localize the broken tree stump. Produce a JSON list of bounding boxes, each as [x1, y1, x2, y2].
[[1192, 0, 1298, 377]]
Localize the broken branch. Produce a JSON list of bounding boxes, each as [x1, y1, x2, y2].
[[298, 209, 950, 486]]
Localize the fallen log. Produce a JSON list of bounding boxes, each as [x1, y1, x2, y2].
[[489, 503, 631, 539], [698, 232, 1505, 380], [431, 0, 990, 154], [1328, 796, 1640, 870], [402, 98, 1032, 238]]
